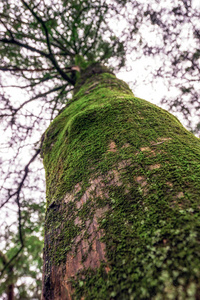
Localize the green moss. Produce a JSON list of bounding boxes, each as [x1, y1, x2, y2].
[[42, 67, 200, 299]]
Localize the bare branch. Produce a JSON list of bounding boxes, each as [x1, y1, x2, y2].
[[21, 0, 53, 55], [0, 38, 50, 58], [21, 0, 75, 85], [0, 85, 67, 118], [0, 148, 41, 277], [0, 66, 55, 72]]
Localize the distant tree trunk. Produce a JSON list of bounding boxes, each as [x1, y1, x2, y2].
[[41, 64, 200, 299], [7, 279, 14, 300], [0, 251, 14, 300]]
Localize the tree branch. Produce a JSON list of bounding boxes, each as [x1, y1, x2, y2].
[[21, 0, 53, 55], [0, 149, 41, 277], [21, 0, 75, 85], [0, 85, 66, 118], [0, 149, 40, 209], [0, 66, 55, 72], [0, 38, 50, 58]]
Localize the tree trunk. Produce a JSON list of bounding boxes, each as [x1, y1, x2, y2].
[[0, 251, 15, 300], [7, 282, 14, 300], [41, 64, 200, 299]]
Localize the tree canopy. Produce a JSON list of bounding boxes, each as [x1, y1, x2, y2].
[[0, 0, 200, 298]]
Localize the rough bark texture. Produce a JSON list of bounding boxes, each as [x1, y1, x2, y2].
[[42, 65, 200, 299]]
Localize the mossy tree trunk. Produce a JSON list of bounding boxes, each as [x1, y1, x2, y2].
[[41, 65, 200, 299]]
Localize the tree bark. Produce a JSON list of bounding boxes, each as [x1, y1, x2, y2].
[[41, 64, 200, 299]]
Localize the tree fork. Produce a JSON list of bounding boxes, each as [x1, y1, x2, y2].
[[41, 64, 200, 299]]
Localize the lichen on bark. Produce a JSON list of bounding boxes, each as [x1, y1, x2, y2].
[[42, 64, 200, 299]]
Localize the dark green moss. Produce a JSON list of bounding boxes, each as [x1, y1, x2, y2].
[[42, 68, 200, 299]]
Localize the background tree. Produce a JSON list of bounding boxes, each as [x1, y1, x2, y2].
[[139, 0, 200, 132], [0, 0, 200, 298]]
